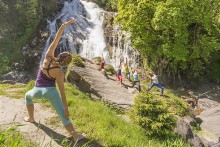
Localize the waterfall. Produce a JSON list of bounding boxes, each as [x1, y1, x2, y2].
[[41, 0, 109, 62], [111, 25, 140, 70], [41, 0, 139, 69]]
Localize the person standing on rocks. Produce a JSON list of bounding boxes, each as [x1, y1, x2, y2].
[[124, 59, 131, 82], [132, 69, 141, 93], [100, 58, 105, 75], [116, 65, 123, 86], [147, 72, 164, 95], [23, 18, 85, 142]]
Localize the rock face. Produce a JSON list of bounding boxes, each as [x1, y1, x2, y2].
[[175, 98, 220, 147], [175, 116, 204, 147], [67, 61, 138, 109], [195, 98, 220, 146]]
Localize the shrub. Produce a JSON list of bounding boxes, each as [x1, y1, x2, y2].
[[105, 64, 116, 75], [92, 56, 101, 65], [72, 54, 85, 67], [129, 93, 177, 137]]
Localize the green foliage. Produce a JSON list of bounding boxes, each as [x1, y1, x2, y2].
[[71, 54, 85, 67], [42, 0, 56, 17], [0, 0, 8, 27], [0, 0, 56, 74], [207, 52, 220, 81], [116, 0, 220, 80], [0, 125, 35, 146], [92, 56, 101, 65], [129, 93, 177, 137], [105, 64, 116, 75], [0, 55, 9, 74], [23, 80, 35, 94]]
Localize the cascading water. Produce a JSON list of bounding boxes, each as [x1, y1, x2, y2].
[[111, 25, 140, 70], [42, 0, 140, 69], [41, 0, 109, 62]]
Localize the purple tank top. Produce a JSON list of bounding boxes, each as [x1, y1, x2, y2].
[[117, 68, 122, 76], [35, 70, 56, 87]]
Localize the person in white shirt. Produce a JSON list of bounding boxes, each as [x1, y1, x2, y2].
[[147, 72, 164, 95]]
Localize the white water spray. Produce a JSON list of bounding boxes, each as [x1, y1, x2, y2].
[[42, 0, 139, 69]]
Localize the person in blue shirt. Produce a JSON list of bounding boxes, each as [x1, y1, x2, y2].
[[132, 69, 141, 92]]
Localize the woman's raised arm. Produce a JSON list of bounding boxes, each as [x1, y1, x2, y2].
[[45, 19, 75, 59]]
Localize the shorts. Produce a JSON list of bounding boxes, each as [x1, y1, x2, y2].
[[117, 75, 122, 81]]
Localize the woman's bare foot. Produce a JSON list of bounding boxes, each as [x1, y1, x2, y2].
[[72, 133, 85, 142], [23, 117, 35, 123]]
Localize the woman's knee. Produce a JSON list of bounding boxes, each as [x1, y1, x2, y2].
[[25, 92, 33, 105]]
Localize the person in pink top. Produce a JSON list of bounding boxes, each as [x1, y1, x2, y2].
[[100, 58, 105, 75]]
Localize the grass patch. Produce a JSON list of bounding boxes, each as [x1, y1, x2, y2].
[[45, 116, 61, 127], [0, 124, 37, 146], [163, 89, 189, 116], [92, 56, 101, 65], [71, 54, 85, 67], [0, 83, 26, 98], [105, 64, 116, 75]]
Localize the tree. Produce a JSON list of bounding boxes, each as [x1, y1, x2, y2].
[[115, 0, 220, 80]]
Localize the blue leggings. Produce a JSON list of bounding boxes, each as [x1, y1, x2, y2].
[[25, 87, 71, 126], [148, 83, 164, 95]]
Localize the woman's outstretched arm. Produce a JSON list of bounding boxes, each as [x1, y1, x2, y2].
[[46, 19, 74, 59]]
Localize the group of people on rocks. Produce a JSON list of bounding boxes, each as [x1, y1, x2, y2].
[[100, 58, 164, 95]]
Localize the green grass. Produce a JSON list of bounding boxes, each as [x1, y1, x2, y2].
[[0, 83, 26, 98], [0, 124, 36, 146], [105, 64, 116, 75], [71, 54, 85, 67], [92, 56, 101, 65]]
